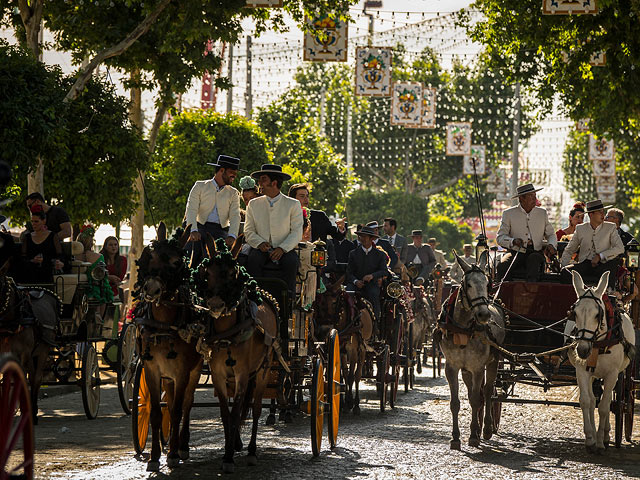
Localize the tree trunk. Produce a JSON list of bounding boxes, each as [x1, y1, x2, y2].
[[127, 77, 145, 311]]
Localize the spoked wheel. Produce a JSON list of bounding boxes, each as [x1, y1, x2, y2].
[[403, 323, 412, 393], [0, 354, 34, 480], [614, 371, 624, 448], [117, 322, 138, 415], [310, 358, 324, 457], [378, 345, 390, 413], [624, 362, 635, 442], [327, 329, 341, 449], [160, 381, 172, 447], [132, 362, 150, 454], [81, 344, 101, 420], [389, 314, 403, 409]]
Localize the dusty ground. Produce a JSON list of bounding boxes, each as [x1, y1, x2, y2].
[[19, 362, 640, 479]]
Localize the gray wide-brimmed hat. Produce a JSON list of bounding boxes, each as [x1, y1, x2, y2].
[[355, 225, 379, 238], [585, 199, 613, 213], [250, 164, 292, 181], [411, 230, 423, 237], [207, 154, 241, 170], [512, 183, 543, 198]]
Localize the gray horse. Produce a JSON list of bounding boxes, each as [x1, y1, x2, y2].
[[437, 252, 505, 450]]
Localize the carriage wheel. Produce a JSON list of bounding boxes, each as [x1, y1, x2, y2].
[[389, 314, 403, 409], [327, 329, 341, 449], [81, 344, 100, 420], [378, 345, 390, 413], [132, 362, 150, 454], [403, 323, 413, 393], [614, 371, 624, 448], [310, 358, 324, 457], [0, 354, 34, 480], [117, 322, 138, 415]]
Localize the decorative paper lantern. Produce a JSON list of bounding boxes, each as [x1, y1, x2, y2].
[[542, 0, 598, 15], [355, 47, 392, 97], [390, 82, 423, 127], [446, 122, 472, 156], [303, 14, 348, 62]]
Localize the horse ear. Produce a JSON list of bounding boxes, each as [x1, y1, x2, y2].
[[205, 233, 216, 259], [454, 250, 471, 273], [594, 271, 610, 298], [571, 269, 585, 296], [478, 250, 488, 270], [179, 225, 192, 249], [230, 234, 244, 259], [188, 247, 197, 270], [157, 222, 167, 241]]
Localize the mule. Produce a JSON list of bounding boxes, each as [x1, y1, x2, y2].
[[437, 252, 505, 449], [194, 236, 277, 473], [134, 223, 203, 472], [568, 270, 636, 453], [313, 274, 373, 414]]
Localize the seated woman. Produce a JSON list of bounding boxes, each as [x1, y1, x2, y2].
[[556, 201, 585, 241], [100, 236, 127, 301], [76, 225, 113, 316], [20, 205, 64, 284]]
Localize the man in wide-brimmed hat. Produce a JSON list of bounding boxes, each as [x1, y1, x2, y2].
[[244, 164, 303, 297], [185, 155, 242, 263], [496, 183, 557, 282], [561, 199, 624, 289], [366, 221, 398, 270], [450, 244, 476, 283], [346, 224, 390, 320], [427, 237, 448, 268], [404, 230, 436, 286]]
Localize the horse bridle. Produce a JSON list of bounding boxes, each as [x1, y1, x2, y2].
[[571, 289, 606, 343], [459, 265, 490, 317]]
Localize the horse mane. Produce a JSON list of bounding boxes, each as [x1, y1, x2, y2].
[[133, 235, 189, 299]]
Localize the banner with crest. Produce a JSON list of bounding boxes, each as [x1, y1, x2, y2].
[[542, 0, 598, 15], [446, 122, 472, 156], [463, 145, 486, 175], [390, 82, 422, 127], [588, 135, 614, 161], [593, 159, 615, 176], [303, 14, 348, 62], [595, 175, 616, 193], [599, 191, 616, 203], [355, 47, 392, 96], [246, 0, 283, 6], [575, 118, 590, 132]]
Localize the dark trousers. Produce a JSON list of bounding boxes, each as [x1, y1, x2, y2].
[[246, 248, 298, 297], [347, 281, 381, 320], [561, 258, 619, 289], [496, 250, 545, 282], [186, 222, 227, 266]]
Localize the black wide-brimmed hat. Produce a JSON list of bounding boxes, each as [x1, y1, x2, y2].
[[366, 221, 380, 230], [512, 183, 543, 198], [355, 225, 379, 238], [411, 230, 423, 237], [207, 155, 241, 170], [585, 199, 613, 213], [250, 164, 292, 181]]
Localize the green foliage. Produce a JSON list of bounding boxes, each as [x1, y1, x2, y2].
[[0, 42, 148, 226], [147, 110, 269, 229], [465, 0, 640, 134], [426, 215, 474, 262]]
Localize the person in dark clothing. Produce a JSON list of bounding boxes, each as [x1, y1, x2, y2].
[[405, 230, 436, 285], [26, 192, 72, 241], [334, 236, 356, 264], [365, 221, 398, 270], [20, 206, 64, 283], [605, 208, 636, 250], [346, 225, 389, 320], [288, 183, 346, 243]]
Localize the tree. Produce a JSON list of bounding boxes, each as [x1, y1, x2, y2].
[[464, 1, 640, 135], [146, 111, 269, 229], [0, 42, 148, 226]]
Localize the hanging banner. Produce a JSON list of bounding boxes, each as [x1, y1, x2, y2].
[[463, 145, 486, 175], [390, 82, 423, 127], [561, 50, 606, 66], [593, 159, 615, 176], [355, 47, 392, 97], [595, 175, 616, 193], [485, 168, 507, 193], [542, 0, 598, 15], [303, 14, 348, 63], [575, 118, 590, 132], [588, 135, 615, 161], [599, 191, 616, 204], [446, 122, 472, 156], [246, 0, 283, 6]]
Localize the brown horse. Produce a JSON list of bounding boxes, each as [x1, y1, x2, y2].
[[133, 224, 203, 472], [0, 233, 51, 424], [193, 236, 276, 474], [313, 274, 373, 414]]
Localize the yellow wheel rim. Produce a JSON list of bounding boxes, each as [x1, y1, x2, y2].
[[329, 333, 340, 447], [137, 367, 150, 449]]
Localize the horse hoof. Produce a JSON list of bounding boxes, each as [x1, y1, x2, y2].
[[468, 437, 480, 448], [284, 411, 293, 424], [247, 454, 258, 466], [146, 460, 160, 472], [483, 430, 493, 441], [450, 440, 461, 451], [353, 405, 361, 415], [585, 443, 597, 453], [222, 462, 235, 474], [167, 455, 180, 468], [265, 414, 276, 426], [179, 449, 189, 461]]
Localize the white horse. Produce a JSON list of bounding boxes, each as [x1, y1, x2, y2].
[[438, 252, 506, 450], [568, 270, 636, 453]]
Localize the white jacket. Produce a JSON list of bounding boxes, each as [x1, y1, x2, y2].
[[561, 221, 624, 266], [244, 194, 303, 253], [497, 205, 557, 251], [184, 180, 241, 237]]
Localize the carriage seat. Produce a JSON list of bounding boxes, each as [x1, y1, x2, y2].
[[53, 273, 84, 304]]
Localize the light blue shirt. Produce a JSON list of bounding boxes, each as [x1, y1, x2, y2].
[[205, 178, 222, 224], [267, 193, 282, 207]]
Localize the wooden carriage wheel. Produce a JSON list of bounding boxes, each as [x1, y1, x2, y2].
[[117, 322, 138, 415], [310, 358, 324, 457], [0, 354, 34, 480], [132, 363, 150, 454], [81, 344, 101, 420], [389, 312, 403, 409], [327, 329, 341, 449], [378, 345, 390, 413], [403, 323, 413, 393], [614, 371, 624, 448]]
